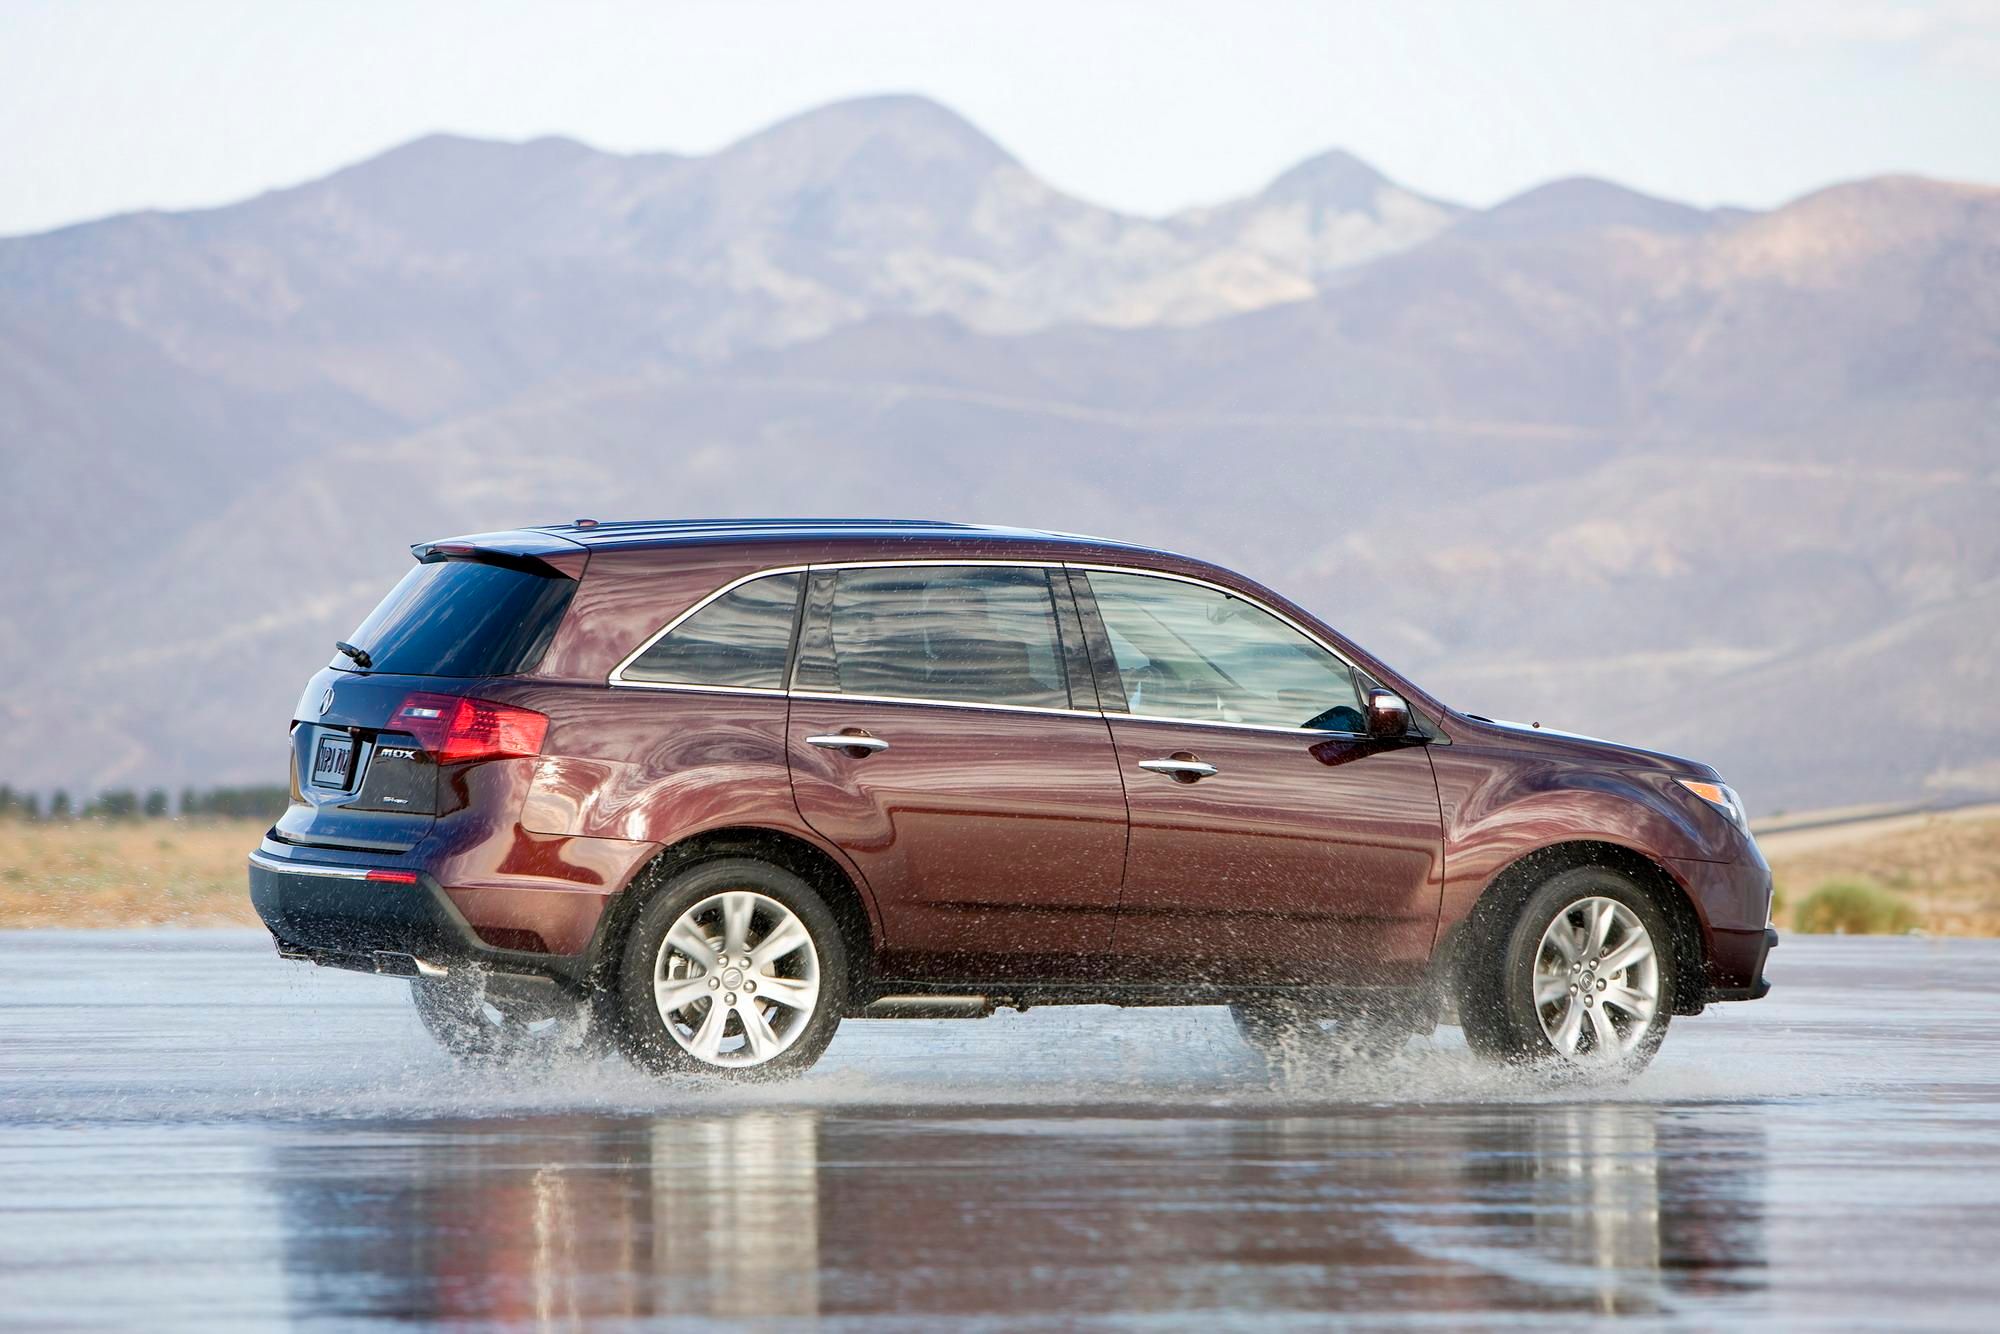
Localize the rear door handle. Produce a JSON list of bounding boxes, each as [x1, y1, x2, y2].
[[1138, 757, 1217, 780], [806, 733, 889, 755]]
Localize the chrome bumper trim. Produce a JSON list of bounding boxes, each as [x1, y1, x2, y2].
[[248, 850, 377, 880]]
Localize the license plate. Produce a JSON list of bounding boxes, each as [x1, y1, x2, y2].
[[310, 733, 356, 790]]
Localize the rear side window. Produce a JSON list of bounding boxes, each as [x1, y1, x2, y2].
[[338, 558, 576, 678], [795, 565, 1068, 708], [619, 572, 803, 690]]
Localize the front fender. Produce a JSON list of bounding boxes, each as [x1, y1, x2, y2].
[[1431, 743, 1742, 932]]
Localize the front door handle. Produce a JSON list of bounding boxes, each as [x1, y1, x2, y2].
[[1138, 756, 1217, 781], [806, 732, 889, 755]]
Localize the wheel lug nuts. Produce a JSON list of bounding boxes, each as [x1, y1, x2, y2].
[[1568, 984, 1578, 996], [745, 980, 756, 993], [708, 978, 720, 990], [1596, 979, 1607, 991], [725, 992, 737, 1005]]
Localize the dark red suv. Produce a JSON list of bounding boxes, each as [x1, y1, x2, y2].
[[249, 520, 1775, 1080]]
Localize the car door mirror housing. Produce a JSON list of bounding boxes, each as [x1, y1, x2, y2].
[[1365, 688, 1413, 739]]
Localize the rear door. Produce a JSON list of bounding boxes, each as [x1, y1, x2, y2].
[[787, 563, 1129, 980], [1074, 568, 1445, 986]]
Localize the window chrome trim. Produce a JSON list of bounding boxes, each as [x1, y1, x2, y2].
[[1111, 712, 1371, 740], [605, 557, 1378, 736], [789, 689, 1101, 720], [609, 680, 792, 698], [607, 564, 810, 689]]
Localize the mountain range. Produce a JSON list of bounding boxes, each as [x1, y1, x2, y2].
[[1, 94, 1995, 814]]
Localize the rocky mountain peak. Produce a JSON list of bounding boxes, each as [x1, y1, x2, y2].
[[1259, 148, 1395, 211]]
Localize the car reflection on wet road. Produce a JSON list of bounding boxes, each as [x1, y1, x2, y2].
[[3, 933, 1997, 1329]]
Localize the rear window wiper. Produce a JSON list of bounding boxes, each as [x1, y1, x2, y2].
[[334, 641, 374, 670]]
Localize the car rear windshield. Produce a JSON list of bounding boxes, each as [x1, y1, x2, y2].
[[335, 557, 576, 678]]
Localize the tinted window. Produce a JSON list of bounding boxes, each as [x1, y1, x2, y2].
[[799, 566, 1068, 708], [622, 572, 802, 689], [1085, 571, 1364, 730], [339, 558, 576, 678]]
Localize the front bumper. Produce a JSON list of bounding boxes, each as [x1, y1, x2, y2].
[[1705, 925, 1777, 1003], [1669, 853, 1777, 1004], [248, 846, 592, 989]]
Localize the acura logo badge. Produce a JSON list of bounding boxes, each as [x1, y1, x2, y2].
[[319, 688, 334, 716]]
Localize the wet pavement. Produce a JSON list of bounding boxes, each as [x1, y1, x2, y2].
[[2, 932, 1997, 1330]]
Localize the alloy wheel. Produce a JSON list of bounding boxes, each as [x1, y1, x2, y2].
[[1532, 896, 1660, 1060], [653, 889, 822, 1068]]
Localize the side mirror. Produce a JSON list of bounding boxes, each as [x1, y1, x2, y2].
[[1365, 688, 1412, 739]]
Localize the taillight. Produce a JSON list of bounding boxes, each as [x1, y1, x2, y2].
[[390, 692, 549, 763]]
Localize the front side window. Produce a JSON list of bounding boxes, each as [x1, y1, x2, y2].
[[621, 571, 802, 689], [1084, 571, 1364, 731], [796, 566, 1068, 708]]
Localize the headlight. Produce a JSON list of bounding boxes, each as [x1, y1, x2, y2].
[[1676, 778, 1750, 831]]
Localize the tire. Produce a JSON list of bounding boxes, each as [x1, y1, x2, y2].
[[1456, 865, 1676, 1079], [1230, 993, 1427, 1069], [614, 857, 847, 1081], [411, 971, 597, 1065]]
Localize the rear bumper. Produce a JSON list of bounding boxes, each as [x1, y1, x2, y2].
[[247, 846, 592, 989]]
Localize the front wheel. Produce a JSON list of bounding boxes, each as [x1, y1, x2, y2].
[[1457, 866, 1675, 1079], [614, 857, 847, 1081]]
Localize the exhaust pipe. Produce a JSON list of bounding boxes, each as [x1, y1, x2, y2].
[[370, 951, 449, 979], [268, 934, 449, 979]]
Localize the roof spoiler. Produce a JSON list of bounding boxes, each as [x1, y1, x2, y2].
[[410, 529, 590, 579]]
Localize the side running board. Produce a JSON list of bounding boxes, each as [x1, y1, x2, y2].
[[861, 995, 994, 1019]]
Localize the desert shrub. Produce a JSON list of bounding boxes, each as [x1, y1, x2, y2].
[[1793, 878, 1918, 935]]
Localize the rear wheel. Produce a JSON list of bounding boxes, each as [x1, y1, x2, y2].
[[614, 858, 847, 1081], [411, 972, 595, 1064], [1456, 866, 1674, 1079], [1230, 994, 1427, 1069]]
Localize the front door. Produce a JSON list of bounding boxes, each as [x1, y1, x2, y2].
[[1074, 568, 1445, 986], [787, 563, 1128, 980]]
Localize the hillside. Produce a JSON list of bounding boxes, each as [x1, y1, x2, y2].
[[0, 96, 1994, 812]]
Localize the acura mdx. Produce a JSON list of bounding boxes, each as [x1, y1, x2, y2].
[[249, 519, 1776, 1080]]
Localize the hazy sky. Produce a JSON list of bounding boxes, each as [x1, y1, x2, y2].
[[5, 0, 1998, 237]]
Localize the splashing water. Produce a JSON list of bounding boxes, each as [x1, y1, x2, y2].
[[0, 929, 1956, 1126]]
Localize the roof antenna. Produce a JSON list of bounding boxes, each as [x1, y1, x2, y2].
[[573, 518, 599, 529]]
